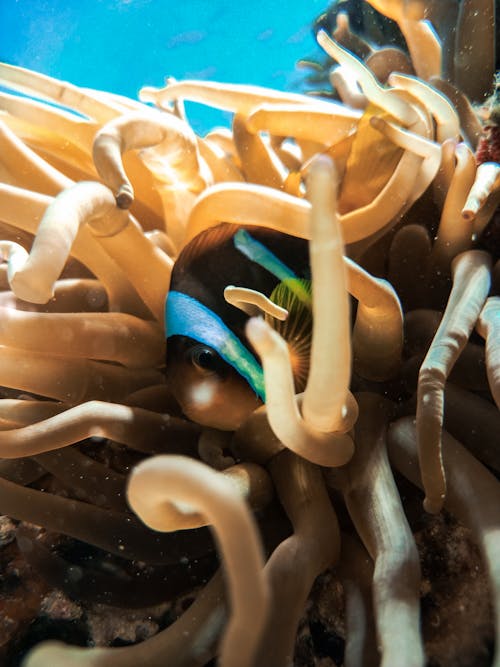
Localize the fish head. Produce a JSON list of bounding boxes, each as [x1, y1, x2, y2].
[[164, 223, 311, 430], [166, 335, 262, 430]]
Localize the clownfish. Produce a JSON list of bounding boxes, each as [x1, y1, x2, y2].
[[165, 223, 312, 430], [164, 105, 405, 429]]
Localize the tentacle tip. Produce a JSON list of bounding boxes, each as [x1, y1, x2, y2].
[[461, 209, 475, 222], [138, 86, 157, 102], [423, 494, 444, 515], [245, 316, 272, 349], [116, 185, 134, 209], [10, 275, 53, 305], [310, 152, 335, 174]]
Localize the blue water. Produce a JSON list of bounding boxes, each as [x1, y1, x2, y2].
[[0, 0, 326, 133]]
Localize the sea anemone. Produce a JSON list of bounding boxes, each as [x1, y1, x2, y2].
[[0, 1, 498, 666]]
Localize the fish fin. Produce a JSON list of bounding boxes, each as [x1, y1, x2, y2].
[[266, 279, 312, 392]]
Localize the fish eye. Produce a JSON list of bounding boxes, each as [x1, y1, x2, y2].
[[188, 345, 226, 375]]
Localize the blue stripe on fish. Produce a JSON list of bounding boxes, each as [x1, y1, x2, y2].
[[234, 228, 296, 281], [165, 290, 266, 401], [234, 229, 311, 304]]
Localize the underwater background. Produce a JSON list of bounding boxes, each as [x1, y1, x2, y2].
[[0, 0, 326, 133]]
